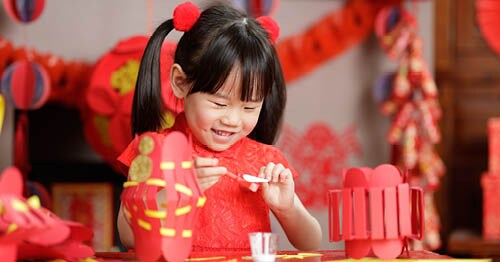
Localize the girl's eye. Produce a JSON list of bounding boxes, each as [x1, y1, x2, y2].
[[213, 102, 226, 108], [244, 106, 257, 110]]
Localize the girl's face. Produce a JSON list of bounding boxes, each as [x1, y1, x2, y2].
[[183, 70, 263, 152]]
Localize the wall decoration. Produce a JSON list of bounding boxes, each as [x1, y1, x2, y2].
[[52, 182, 113, 252], [0, 61, 50, 110], [83, 35, 181, 171], [232, 0, 279, 17], [276, 123, 361, 208], [2, 0, 46, 23], [375, 4, 444, 250]]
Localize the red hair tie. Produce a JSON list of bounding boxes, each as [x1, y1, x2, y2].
[[256, 16, 280, 44], [173, 1, 200, 32]]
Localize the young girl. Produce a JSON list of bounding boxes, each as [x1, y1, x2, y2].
[[117, 1, 322, 252]]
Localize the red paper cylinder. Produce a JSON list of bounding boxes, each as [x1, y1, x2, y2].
[[0, 61, 50, 110]]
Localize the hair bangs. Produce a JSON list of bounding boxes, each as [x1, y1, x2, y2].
[[188, 30, 238, 95], [189, 21, 275, 102]]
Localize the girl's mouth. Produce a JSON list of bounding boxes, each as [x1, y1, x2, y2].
[[212, 129, 235, 137]]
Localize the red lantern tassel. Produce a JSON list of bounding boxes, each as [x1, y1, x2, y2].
[[14, 111, 30, 197]]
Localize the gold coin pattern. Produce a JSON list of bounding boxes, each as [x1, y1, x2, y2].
[[129, 135, 155, 182]]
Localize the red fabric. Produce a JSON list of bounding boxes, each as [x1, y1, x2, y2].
[[118, 113, 297, 251], [256, 16, 280, 44], [173, 1, 200, 32]]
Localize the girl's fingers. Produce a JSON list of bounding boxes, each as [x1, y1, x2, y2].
[[195, 166, 227, 178], [271, 163, 285, 183], [280, 168, 292, 183], [263, 162, 276, 181], [194, 157, 219, 167]]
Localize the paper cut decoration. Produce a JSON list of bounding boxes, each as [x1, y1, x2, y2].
[[276, 123, 361, 208], [121, 131, 206, 262], [328, 164, 424, 259], [0, 167, 94, 261], [2, 0, 46, 23]]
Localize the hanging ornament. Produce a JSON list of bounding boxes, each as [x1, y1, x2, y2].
[[476, 0, 500, 56], [375, 5, 416, 60], [0, 61, 51, 110], [231, 0, 279, 17], [83, 35, 180, 171], [2, 0, 46, 23]]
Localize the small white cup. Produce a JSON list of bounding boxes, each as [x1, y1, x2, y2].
[[248, 232, 279, 262]]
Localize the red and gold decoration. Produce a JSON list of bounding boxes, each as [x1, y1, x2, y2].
[[375, 5, 444, 250], [476, 0, 500, 56], [0, 167, 94, 261], [121, 131, 206, 262], [83, 35, 181, 171], [2, 0, 45, 23]]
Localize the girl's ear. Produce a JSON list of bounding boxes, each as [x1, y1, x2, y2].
[[170, 63, 190, 98]]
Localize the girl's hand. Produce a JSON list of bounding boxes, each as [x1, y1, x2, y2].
[[193, 157, 227, 192], [259, 162, 295, 212]]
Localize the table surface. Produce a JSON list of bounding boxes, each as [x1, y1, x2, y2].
[[95, 250, 451, 261]]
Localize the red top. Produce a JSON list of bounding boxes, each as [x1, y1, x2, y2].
[[118, 114, 297, 251]]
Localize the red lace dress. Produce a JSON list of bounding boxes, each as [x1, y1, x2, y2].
[[118, 114, 297, 251]]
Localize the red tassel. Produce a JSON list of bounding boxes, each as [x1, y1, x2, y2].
[[14, 112, 30, 196]]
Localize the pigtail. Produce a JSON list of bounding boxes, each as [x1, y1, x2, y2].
[[249, 48, 287, 145], [132, 19, 175, 136]]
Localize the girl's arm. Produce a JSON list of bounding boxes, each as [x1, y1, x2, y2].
[[117, 204, 135, 249], [271, 194, 322, 251], [259, 163, 322, 251]]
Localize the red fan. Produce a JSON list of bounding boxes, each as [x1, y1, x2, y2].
[[476, 0, 500, 56]]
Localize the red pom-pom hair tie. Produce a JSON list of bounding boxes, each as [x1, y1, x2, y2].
[[173, 1, 200, 32], [256, 16, 280, 44]]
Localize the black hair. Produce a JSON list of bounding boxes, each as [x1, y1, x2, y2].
[[132, 3, 286, 145]]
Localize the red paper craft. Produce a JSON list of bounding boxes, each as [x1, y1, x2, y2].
[[0, 167, 94, 261], [121, 131, 205, 262], [328, 164, 424, 259]]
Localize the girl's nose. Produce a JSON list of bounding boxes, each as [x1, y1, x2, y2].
[[221, 108, 241, 126]]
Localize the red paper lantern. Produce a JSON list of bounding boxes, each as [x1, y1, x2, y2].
[[476, 0, 500, 56], [0, 61, 50, 110], [231, 0, 279, 17], [83, 35, 181, 170], [2, 0, 46, 23]]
